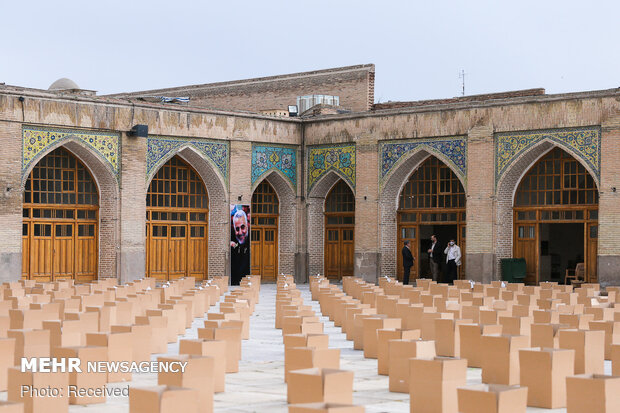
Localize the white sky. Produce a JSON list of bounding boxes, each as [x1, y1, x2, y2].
[[3, 0, 619, 102]]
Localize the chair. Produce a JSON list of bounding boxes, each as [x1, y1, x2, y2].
[[565, 263, 585, 285]]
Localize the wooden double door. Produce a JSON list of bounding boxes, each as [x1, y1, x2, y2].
[[22, 209, 98, 282], [146, 220, 208, 281], [250, 216, 278, 281], [513, 207, 598, 284], [325, 225, 354, 279]]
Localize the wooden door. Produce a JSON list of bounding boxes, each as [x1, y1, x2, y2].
[[23, 148, 99, 280], [250, 228, 261, 276], [341, 228, 354, 277], [168, 225, 187, 279], [262, 228, 277, 280], [31, 223, 53, 281], [146, 156, 209, 281], [75, 223, 97, 281], [53, 223, 74, 280], [586, 223, 598, 283], [22, 223, 29, 278], [397, 225, 417, 282], [149, 225, 169, 281], [514, 224, 538, 284], [458, 224, 466, 279], [325, 228, 340, 278], [189, 225, 207, 279]]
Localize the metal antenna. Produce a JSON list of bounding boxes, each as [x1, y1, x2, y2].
[[459, 70, 466, 96]]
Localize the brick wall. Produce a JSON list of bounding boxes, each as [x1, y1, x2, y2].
[[109, 65, 375, 113]]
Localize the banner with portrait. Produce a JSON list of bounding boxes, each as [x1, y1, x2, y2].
[[230, 204, 251, 285]]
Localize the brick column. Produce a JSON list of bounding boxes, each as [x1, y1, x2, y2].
[[355, 136, 380, 283], [0, 121, 23, 282], [466, 126, 495, 283], [119, 133, 147, 283], [598, 115, 620, 287], [229, 140, 252, 204], [294, 146, 307, 283]]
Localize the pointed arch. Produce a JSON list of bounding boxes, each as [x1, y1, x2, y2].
[[307, 171, 355, 277], [21, 141, 120, 279], [252, 170, 297, 276], [146, 145, 228, 278], [495, 139, 600, 269], [378, 149, 467, 277]]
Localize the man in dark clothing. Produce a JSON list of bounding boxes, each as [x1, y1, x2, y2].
[[427, 234, 442, 282], [401, 240, 414, 285]]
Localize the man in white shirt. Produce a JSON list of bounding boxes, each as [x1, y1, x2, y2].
[[443, 238, 462, 284]]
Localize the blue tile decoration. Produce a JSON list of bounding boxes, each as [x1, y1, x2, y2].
[[379, 137, 467, 188], [251, 144, 297, 190], [22, 126, 120, 181], [495, 126, 601, 186], [147, 136, 229, 183], [307, 144, 356, 192]]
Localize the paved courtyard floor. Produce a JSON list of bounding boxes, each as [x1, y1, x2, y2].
[[1, 283, 611, 412]]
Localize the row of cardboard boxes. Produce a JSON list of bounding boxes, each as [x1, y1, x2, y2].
[[0, 275, 256, 413], [276, 275, 364, 413], [129, 275, 261, 413], [304, 275, 620, 413]]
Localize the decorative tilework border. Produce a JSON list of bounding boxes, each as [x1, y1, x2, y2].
[[307, 144, 356, 193], [379, 137, 467, 188], [146, 136, 229, 184], [495, 126, 601, 186], [251, 144, 297, 190], [22, 126, 120, 181]]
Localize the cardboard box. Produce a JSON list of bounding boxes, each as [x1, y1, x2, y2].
[[178, 339, 226, 392], [613, 344, 620, 376], [480, 335, 529, 385], [285, 347, 340, 382], [135, 315, 168, 353], [284, 334, 329, 350], [0, 338, 16, 391], [566, 374, 620, 413], [7, 329, 50, 365], [287, 368, 354, 404], [435, 319, 471, 358], [388, 339, 436, 393], [157, 355, 214, 413], [519, 347, 574, 408], [7, 368, 69, 413], [558, 329, 605, 374], [459, 324, 502, 368], [53, 346, 108, 405], [589, 321, 620, 360], [377, 329, 420, 375], [111, 324, 152, 363], [409, 357, 467, 413], [457, 384, 528, 413], [86, 331, 133, 382], [288, 403, 364, 413], [530, 323, 568, 349], [362, 317, 401, 359], [129, 385, 200, 413], [0, 401, 24, 413], [197, 326, 241, 373]]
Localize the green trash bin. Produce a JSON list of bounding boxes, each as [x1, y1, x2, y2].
[[501, 258, 527, 283]]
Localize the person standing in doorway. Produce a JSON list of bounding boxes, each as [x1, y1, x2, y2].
[[443, 239, 461, 284], [427, 235, 442, 282], [402, 240, 414, 285]]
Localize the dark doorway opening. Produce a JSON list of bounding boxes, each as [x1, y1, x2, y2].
[[539, 223, 584, 283], [418, 224, 458, 280]]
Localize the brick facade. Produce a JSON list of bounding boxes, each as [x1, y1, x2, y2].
[[109, 64, 376, 113], [2, 71, 620, 286]]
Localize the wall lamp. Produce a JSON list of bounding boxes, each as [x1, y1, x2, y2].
[[128, 124, 148, 138]]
